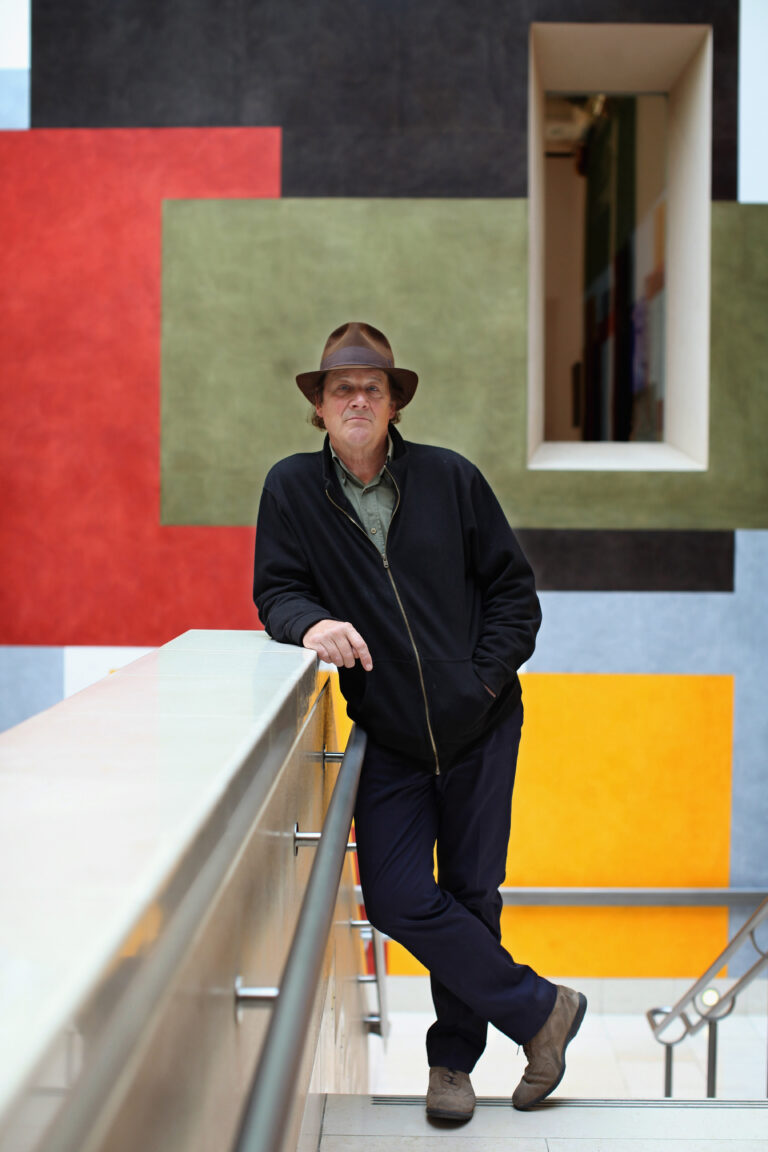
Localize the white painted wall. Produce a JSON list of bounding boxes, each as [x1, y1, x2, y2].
[[0, 0, 29, 69], [64, 648, 156, 697]]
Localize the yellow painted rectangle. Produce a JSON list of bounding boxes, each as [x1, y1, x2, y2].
[[385, 673, 734, 977], [387, 906, 730, 978], [510, 674, 733, 887]]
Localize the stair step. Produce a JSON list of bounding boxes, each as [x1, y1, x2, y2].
[[320, 1093, 768, 1149]]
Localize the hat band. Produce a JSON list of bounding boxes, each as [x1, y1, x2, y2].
[[321, 345, 394, 372]]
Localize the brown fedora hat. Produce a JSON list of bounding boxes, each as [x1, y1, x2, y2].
[[296, 322, 418, 406]]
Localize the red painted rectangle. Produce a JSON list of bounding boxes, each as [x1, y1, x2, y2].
[[0, 129, 281, 644]]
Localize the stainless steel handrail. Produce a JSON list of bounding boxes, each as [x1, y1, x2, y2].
[[499, 887, 768, 906], [234, 724, 367, 1152], [647, 895, 768, 1098], [354, 885, 768, 907]]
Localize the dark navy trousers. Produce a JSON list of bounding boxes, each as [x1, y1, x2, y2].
[[354, 703, 557, 1073]]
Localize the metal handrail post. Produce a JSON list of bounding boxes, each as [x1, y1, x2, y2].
[[707, 1019, 718, 1098], [234, 724, 367, 1152], [372, 926, 390, 1040]]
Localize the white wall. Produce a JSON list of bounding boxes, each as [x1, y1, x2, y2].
[[0, 0, 29, 68], [0, 0, 29, 128], [63, 648, 156, 697]]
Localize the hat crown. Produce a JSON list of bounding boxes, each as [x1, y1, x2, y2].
[[295, 321, 418, 406], [320, 322, 394, 373]]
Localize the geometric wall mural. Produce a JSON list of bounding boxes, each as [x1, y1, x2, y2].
[[160, 197, 768, 531], [0, 128, 278, 646], [2, 0, 766, 983], [160, 197, 529, 526], [390, 671, 734, 977], [530, 532, 768, 896], [30, 1, 740, 201], [515, 530, 735, 591]]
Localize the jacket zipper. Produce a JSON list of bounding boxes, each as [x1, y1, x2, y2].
[[325, 481, 441, 775]]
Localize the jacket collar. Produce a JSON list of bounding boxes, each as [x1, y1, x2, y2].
[[321, 423, 408, 489]]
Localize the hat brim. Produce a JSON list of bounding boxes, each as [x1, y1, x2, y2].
[[296, 364, 418, 407]]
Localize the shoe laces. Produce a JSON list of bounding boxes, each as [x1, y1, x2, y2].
[[443, 1069, 459, 1086]]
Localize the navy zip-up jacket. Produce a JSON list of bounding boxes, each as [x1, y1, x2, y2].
[[253, 425, 541, 772]]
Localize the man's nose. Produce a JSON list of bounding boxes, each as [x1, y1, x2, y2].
[[350, 388, 369, 404]]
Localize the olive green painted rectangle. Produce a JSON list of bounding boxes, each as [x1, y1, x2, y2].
[[161, 200, 768, 528], [161, 198, 527, 526]]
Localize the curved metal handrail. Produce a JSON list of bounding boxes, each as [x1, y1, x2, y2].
[[647, 894, 768, 1097], [234, 724, 367, 1152]]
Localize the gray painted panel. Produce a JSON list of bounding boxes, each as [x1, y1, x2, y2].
[[0, 69, 29, 129], [728, 534, 768, 894], [0, 647, 64, 732], [530, 590, 734, 675]]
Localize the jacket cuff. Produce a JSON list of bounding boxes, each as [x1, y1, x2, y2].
[[290, 610, 334, 648]]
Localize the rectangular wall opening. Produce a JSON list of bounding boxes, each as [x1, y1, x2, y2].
[[528, 23, 712, 472]]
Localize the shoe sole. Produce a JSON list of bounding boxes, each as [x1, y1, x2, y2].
[[512, 992, 588, 1111], [426, 1105, 475, 1121]]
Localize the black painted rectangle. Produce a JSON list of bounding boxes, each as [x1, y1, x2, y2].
[[281, 128, 523, 198], [31, 0, 738, 200], [514, 530, 735, 592]]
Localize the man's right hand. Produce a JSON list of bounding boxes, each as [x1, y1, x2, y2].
[[302, 619, 373, 671]]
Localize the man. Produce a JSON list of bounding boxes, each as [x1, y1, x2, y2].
[[253, 322, 586, 1120]]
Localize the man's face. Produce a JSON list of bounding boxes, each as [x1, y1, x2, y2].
[[316, 367, 396, 458]]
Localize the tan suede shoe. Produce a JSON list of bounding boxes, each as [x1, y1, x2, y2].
[[426, 1066, 476, 1120], [512, 985, 587, 1110]]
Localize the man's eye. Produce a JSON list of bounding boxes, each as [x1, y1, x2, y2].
[[367, 386, 382, 397], [335, 385, 351, 395]]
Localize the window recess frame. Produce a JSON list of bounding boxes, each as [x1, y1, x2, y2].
[[528, 22, 713, 472]]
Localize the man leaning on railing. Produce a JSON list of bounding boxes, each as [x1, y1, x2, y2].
[[252, 321, 587, 1122]]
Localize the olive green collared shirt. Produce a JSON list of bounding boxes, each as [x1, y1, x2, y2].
[[331, 436, 396, 556]]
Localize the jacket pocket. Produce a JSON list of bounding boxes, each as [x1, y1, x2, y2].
[[422, 657, 496, 746], [339, 658, 431, 757]]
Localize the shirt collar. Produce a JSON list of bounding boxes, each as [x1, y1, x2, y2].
[[331, 435, 392, 487]]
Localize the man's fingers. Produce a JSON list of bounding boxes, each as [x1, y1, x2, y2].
[[302, 620, 373, 670], [306, 634, 345, 667], [309, 639, 333, 664], [332, 625, 372, 671], [330, 633, 357, 669], [347, 629, 373, 671]]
